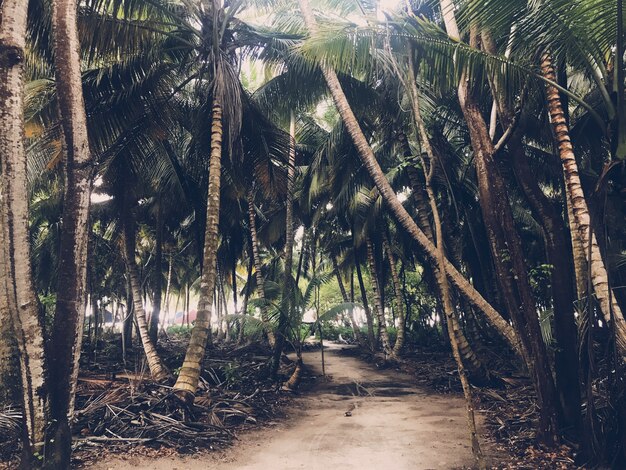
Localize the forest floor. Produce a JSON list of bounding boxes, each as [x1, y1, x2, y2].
[[92, 342, 492, 470]]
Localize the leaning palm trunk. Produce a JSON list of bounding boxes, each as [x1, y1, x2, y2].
[[174, 102, 223, 398], [247, 189, 276, 346], [45, 0, 96, 464], [382, 236, 406, 356], [401, 52, 486, 379], [123, 217, 171, 383], [296, 0, 520, 358], [429, 150, 486, 469], [540, 55, 626, 356], [365, 238, 394, 357], [0, 1, 49, 463]]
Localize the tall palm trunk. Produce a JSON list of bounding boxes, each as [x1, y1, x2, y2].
[[174, 102, 223, 398], [366, 238, 393, 357], [123, 213, 170, 383], [296, 0, 520, 357], [46, 0, 97, 463], [402, 139, 485, 378], [150, 198, 164, 343], [355, 252, 376, 351], [247, 189, 276, 346], [428, 145, 485, 469], [238, 256, 254, 344], [541, 55, 626, 356], [0, 2, 49, 463], [382, 236, 406, 356], [272, 112, 298, 376], [439, 3, 558, 442], [332, 254, 362, 345]]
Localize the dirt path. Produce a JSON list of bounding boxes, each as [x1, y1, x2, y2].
[[95, 344, 486, 469]]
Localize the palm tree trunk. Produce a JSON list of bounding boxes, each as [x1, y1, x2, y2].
[[238, 256, 254, 344], [247, 188, 276, 346], [541, 54, 626, 356], [355, 253, 376, 351], [272, 111, 297, 376], [332, 254, 362, 344], [123, 214, 171, 383], [366, 238, 394, 357], [150, 198, 164, 343], [439, 7, 558, 443], [45, 0, 97, 463], [403, 51, 486, 378], [0, 2, 49, 463], [296, 0, 520, 357], [382, 237, 406, 356], [174, 101, 223, 399]]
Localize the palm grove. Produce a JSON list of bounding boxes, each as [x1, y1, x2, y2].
[[0, 0, 625, 467]]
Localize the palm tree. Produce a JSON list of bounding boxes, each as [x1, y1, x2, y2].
[[0, 0, 49, 463], [295, 0, 520, 357], [45, 0, 97, 464]]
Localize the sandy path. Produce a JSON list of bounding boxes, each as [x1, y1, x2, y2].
[[94, 344, 484, 470]]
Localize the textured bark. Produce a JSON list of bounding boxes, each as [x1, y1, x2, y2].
[[247, 189, 275, 346], [123, 215, 171, 383], [541, 54, 626, 357], [439, 9, 558, 442], [0, 1, 49, 462], [482, 28, 582, 428], [150, 199, 164, 344], [383, 237, 406, 356], [0, 207, 19, 406], [296, 0, 520, 357], [271, 111, 297, 376], [365, 238, 393, 357], [45, 0, 96, 463], [238, 256, 253, 344], [402, 58, 486, 378], [174, 102, 223, 398], [355, 252, 376, 351]]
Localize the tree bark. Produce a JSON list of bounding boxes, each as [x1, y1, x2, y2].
[[272, 111, 297, 376], [383, 236, 406, 356], [296, 0, 520, 357], [247, 188, 276, 346], [0, 2, 49, 463], [366, 238, 394, 357], [150, 198, 164, 344], [355, 251, 376, 351], [174, 102, 223, 398], [123, 212, 171, 383], [45, 0, 97, 463], [541, 54, 626, 357], [439, 6, 558, 442]]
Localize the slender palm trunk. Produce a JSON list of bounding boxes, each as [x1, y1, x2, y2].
[[0, 2, 49, 463], [150, 199, 164, 343], [296, 0, 520, 357], [238, 256, 254, 344], [174, 102, 223, 398], [332, 254, 362, 344], [429, 148, 485, 469], [123, 215, 170, 383], [247, 189, 276, 346], [382, 237, 406, 356], [272, 111, 298, 376], [403, 53, 486, 378], [541, 55, 626, 356], [355, 254, 376, 351], [365, 238, 394, 357]]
